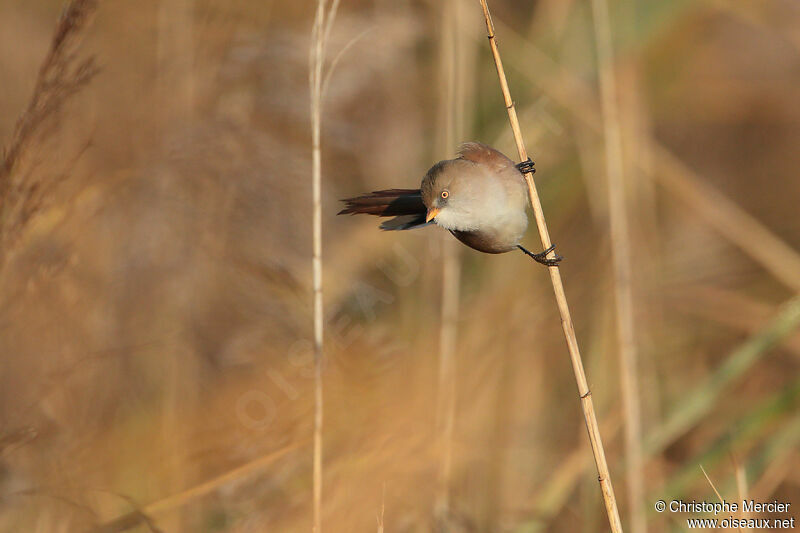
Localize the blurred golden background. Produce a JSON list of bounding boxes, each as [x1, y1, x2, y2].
[[1, 0, 800, 531]]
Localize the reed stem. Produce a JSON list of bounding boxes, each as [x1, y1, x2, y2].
[[589, 0, 645, 531], [478, 2, 623, 531], [434, 0, 465, 523], [309, 1, 340, 530]]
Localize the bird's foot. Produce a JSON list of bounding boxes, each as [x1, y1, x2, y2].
[[518, 244, 562, 267], [516, 158, 536, 174]]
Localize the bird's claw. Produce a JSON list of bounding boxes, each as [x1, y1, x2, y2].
[[518, 244, 563, 267], [516, 158, 536, 174]]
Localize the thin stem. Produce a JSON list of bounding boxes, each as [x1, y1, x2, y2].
[[321, 26, 374, 100], [434, 0, 463, 523], [309, 1, 335, 530], [477, 2, 623, 532], [481, 19, 800, 293], [589, 1, 645, 532]]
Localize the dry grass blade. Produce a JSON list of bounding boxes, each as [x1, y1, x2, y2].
[[651, 146, 800, 292], [477, 2, 623, 532], [589, 1, 645, 531], [700, 464, 724, 504], [91, 441, 305, 533], [668, 285, 800, 357], [661, 378, 800, 499], [699, 463, 745, 533], [645, 294, 800, 456], [700, 461, 744, 533]]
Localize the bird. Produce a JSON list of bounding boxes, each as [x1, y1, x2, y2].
[[338, 142, 561, 266]]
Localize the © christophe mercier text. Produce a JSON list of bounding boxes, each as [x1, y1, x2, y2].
[[669, 499, 791, 514]]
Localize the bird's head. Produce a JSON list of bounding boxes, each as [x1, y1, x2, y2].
[[420, 160, 484, 231]]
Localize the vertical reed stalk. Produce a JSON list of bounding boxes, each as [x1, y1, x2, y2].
[[309, 3, 323, 528], [434, 0, 463, 522], [435, 239, 459, 513], [477, 2, 623, 531], [483, 20, 800, 292], [589, 1, 645, 532], [309, 1, 340, 531], [157, 2, 196, 530]]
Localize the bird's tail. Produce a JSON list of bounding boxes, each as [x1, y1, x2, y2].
[[338, 189, 429, 231]]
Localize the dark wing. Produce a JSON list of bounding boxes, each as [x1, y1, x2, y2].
[[379, 214, 430, 231], [338, 189, 429, 231]]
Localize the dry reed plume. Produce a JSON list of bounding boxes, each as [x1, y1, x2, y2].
[[0, 0, 98, 261]]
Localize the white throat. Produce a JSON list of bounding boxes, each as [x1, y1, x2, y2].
[[434, 207, 483, 232]]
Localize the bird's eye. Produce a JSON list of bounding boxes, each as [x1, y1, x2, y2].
[[441, 190, 449, 199]]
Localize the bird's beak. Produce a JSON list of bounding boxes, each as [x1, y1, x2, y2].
[[425, 208, 440, 223]]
